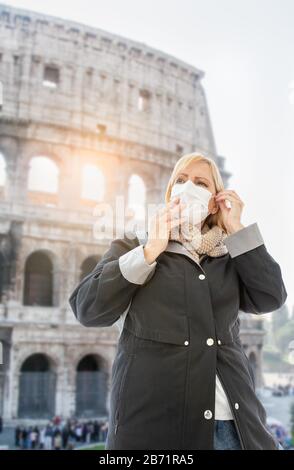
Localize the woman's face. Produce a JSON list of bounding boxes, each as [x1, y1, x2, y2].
[[173, 160, 219, 216]]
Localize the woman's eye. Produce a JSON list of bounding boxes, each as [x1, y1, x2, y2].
[[175, 178, 208, 187]]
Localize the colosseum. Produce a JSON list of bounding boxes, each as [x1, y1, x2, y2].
[[0, 4, 264, 425]]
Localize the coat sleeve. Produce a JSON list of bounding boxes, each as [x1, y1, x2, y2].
[[224, 223, 288, 314], [68, 231, 157, 327]]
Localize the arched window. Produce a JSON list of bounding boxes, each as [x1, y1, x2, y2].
[[18, 353, 56, 418], [138, 89, 151, 111], [81, 164, 105, 202], [28, 156, 59, 193], [80, 256, 101, 281], [43, 65, 59, 89], [127, 174, 146, 220], [23, 251, 53, 306], [76, 354, 108, 418]]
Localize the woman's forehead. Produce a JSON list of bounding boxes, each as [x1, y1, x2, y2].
[[179, 164, 214, 183]]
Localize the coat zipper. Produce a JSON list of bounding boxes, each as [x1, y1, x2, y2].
[[216, 367, 246, 450]]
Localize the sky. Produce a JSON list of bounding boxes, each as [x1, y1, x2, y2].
[[3, 0, 294, 311]]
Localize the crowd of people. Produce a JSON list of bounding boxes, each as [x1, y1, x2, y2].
[[271, 383, 294, 397], [1, 411, 293, 450], [14, 416, 108, 450], [268, 422, 293, 449]]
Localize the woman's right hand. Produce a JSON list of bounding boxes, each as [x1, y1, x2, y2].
[[143, 197, 187, 264]]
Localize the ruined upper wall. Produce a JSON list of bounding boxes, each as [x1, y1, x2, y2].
[[0, 4, 217, 157]]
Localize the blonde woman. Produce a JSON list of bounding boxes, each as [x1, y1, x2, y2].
[[69, 152, 287, 450]]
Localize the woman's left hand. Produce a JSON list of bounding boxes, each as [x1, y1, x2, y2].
[[214, 190, 245, 235]]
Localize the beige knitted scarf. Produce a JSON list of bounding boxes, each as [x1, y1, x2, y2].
[[169, 220, 229, 264]]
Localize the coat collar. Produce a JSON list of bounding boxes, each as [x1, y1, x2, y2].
[[135, 229, 207, 274], [164, 240, 207, 274]]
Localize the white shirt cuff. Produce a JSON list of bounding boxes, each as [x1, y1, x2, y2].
[[118, 244, 157, 285]]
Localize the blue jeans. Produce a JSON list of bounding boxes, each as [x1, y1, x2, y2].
[[213, 420, 284, 450], [213, 420, 242, 450]]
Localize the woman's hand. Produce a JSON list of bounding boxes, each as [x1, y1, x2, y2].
[[143, 197, 187, 264], [214, 189, 245, 235]]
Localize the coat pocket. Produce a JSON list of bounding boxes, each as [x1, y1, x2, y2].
[[114, 352, 136, 434], [123, 311, 190, 347]]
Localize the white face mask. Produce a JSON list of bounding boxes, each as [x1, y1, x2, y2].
[[170, 179, 213, 226]]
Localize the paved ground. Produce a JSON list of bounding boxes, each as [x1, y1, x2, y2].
[[0, 427, 15, 449], [0, 393, 293, 449], [0, 428, 104, 450]]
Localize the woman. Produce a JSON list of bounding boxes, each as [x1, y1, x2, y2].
[[69, 152, 287, 450]]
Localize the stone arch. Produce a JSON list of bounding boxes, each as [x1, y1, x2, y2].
[[75, 353, 108, 418], [18, 353, 57, 419], [74, 246, 106, 287], [15, 348, 60, 375], [22, 145, 63, 170], [19, 146, 63, 205], [23, 249, 54, 306], [26, 155, 60, 207], [80, 255, 101, 281], [72, 349, 109, 373], [126, 161, 164, 205]]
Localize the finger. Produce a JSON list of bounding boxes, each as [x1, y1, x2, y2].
[[156, 203, 174, 217], [169, 196, 180, 206], [170, 202, 186, 213], [216, 190, 243, 204], [169, 217, 187, 230], [216, 189, 239, 196], [166, 200, 186, 213], [157, 198, 180, 216], [166, 205, 187, 221], [216, 193, 244, 206], [216, 189, 241, 198]]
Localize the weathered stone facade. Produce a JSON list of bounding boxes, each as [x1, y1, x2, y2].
[[0, 4, 263, 424]]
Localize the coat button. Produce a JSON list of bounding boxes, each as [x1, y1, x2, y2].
[[184, 340, 189, 346], [199, 274, 206, 280], [234, 403, 239, 410], [206, 338, 214, 346], [204, 410, 213, 420], [217, 339, 222, 345]]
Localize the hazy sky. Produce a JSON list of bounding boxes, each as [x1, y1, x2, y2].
[[3, 0, 294, 310]]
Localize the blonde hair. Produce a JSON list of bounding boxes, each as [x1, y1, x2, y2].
[[165, 151, 227, 233]]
